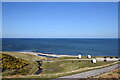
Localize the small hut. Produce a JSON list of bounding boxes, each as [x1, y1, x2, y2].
[[87, 55, 91, 58], [92, 59, 97, 63], [78, 54, 81, 59], [34, 53, 38, 56]]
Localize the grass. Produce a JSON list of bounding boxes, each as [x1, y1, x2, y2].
[[28, 60, 116, 78], [56, 56, 105, 60], [42, 60, 110, 74], [89, 68, 120, 79], [42, 60, 112, 74], [56, 56, 88, 60], [1, 52, 119, 79], [56, 56, 120, 60], [1, 52, 45, 77]]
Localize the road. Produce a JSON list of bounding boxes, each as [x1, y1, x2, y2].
[[52, 64, 120, 80]]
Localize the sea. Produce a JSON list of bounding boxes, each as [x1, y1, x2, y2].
[[2, 38, 119, 56]]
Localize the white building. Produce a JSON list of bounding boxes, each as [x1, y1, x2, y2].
[[78, 54, 81, 59], [34, 53, 38, 56], [92, 59, 97, 63], [87, 55, 91, 58]]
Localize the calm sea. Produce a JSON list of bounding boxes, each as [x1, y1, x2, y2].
[[2, 38, 119, 56]]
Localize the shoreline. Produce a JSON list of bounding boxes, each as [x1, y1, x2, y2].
[[1, 51, 119, 58], [19, 51, 77, 58], [1, 51, 119, 61]]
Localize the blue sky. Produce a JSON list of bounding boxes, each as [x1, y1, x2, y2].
[[2, 2, 118, 38]]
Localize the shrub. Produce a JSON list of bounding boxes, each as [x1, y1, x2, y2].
[[115, 57, 119, 58], [110, 57, 113, 59], [104, 56, 107, 58], [2, 54, 29, 71], [104, 60, 107, 62]]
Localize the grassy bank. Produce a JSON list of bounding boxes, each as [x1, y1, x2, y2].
[[88, 68, 120, 79], [42, 60, 112, 74], [56, 56, 120, 60], [1, 52, 119, 79], [1, 52, 45, 77], [28, 60, 119, 78], [55, 56, 91, 59]]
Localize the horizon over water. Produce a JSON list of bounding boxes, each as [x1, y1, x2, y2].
[[2, 38, 119, 56]]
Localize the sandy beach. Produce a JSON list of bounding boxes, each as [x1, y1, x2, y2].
[[19, 51, 76, 57], [19, 51, 120, 61]]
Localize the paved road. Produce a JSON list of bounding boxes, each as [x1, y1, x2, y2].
[[52, 64, 120, 80]]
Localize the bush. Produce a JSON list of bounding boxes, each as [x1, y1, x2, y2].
[[115, 57, 119, 58], [110, 57, 113, 59], [103, 56, 107, 58], [104, 60, 107, 62], [2, 54, 29, 71]]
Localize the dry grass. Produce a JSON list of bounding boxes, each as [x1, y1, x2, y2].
[[90, 68, 120, 78]]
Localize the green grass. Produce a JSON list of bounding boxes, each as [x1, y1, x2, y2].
[[41, 60, 112, 74], [56, 56, 102, 60], [56, 56, 120, 60], [1, 52, 119, 79], [1, 52, 45, 77], [29, 60, 114, 78], [57, 56, 78, 59]]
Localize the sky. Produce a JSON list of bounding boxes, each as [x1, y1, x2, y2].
[[2, 0, 120, 2], [2, 2, 118, 38]]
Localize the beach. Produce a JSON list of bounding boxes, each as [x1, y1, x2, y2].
[[2, 51, 119, 62], [19, 51, 77, 57], [19, 51, 120, 62]]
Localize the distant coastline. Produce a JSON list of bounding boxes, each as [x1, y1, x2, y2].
[[2, 38, 119, 39], [19, 51, 76, 58], [1, 51, 120, 62]]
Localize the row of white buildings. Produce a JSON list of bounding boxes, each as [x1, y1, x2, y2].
[[78, 54, 97, 63], [78, 54, 92, 59]]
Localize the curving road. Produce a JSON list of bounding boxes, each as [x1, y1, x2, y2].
[[52, 64, 120, 80]]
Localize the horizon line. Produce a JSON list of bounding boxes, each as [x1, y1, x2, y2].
[[1, 38, 118, 39], [2, 0, 120, 2]]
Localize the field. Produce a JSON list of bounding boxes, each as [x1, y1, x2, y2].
[[36, 60, 114, 78], [1, 52, 119, 79]]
